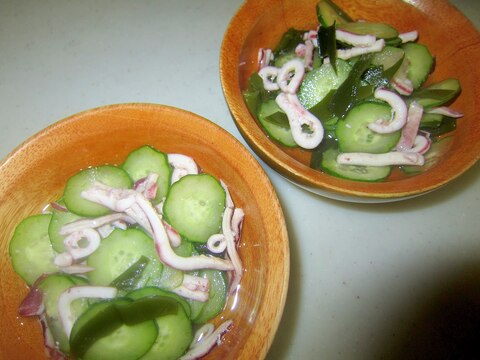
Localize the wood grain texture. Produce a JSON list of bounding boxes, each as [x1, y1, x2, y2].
[[220, 0, 480, 202], [0, 104, 289, 360]]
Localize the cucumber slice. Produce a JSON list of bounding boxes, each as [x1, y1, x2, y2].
[[147, 264, 183, 290], [71, 298, 158, 360], [401, 42, 434, 89], [87, 228, 163, 288], [122, 145, 172, 203], [48, 204, 83, 253], [9, 214, 58, 285], [63, 165, 133, 217], [320, 147, 391, 182], [127, 288, 193, 360], [298, 59, 352, 110], [336, 102, 401, 153], [316, 0, 352, 27], [257, 100, 297, 147], [163, 174, 226, 243], [371, 46, 405, 79], [420, 113, 443, 127], [37, 274, 89, 354], [337, 22, 398, 40], [412, 78, 461, 108], [189, 270, 227, 324], [127, 287, 191, 318]]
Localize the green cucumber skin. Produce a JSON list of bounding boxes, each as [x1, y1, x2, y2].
[[63, 165, 133, 217], [122, 145, 172, 203], [163, 174, 226, 244], [9, 214, 58, 286], [336, 102, 401, 154]]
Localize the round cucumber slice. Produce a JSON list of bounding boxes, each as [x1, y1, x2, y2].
[[320, 147, 391, 182], [122, 145, 172, 203], [63, 165, 133, 217], [298, 59, 352, 109], [9, 214, 58, 285], [163, 174, 226, 243], [127, 287, 193, 360], [37, 274, 89, 354], [48, 204, 83, 253], [189, 270, 227, 325], [402, 42, 434, 89], [258, 100, 297, 147], [336, 102, 401, 154], [87, 228, 163, 288], [71, 298, 158, 360]]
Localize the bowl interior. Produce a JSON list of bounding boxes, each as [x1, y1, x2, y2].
[[0, 104, 289, 359], [221, 0, 480, 201]]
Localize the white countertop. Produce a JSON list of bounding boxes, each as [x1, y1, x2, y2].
[[1, 1, 479, 359]]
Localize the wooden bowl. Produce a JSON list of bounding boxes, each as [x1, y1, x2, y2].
[[220, 0, 480, 202], [0, 104, 289, 359]]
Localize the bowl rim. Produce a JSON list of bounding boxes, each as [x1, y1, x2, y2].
[[220, 0, 480, 201], [0, 103, 290, 359]]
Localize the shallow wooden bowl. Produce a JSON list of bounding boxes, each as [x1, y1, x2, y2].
[[0, 104, 289, 359], [220, 0, 480, 202]]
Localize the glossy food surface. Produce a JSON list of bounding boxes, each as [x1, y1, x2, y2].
[[0, 104, 289, 360], [220, 0, 480, 201]]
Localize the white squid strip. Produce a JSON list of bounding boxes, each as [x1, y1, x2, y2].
[[125, 202, 153, 234], [63, 228, 101, 261], [171, 274, 210, 302], [135, 194, 234, 271], [134, 173, 159, 200], [82, 183, 137, 212], [220, 182, 244, 294], [258, 66, 280, 91], [335, 29, 376, 47], [368, 88, 408, 134], [399, 30, 418, 43], [168, 153, 199, 184], [277, 58, 305, 94], [295, 43, 307, 57], [179, 320, 233, 360], [58, 286, 117, 338], [391, 79, 414, 96], [303, 39, 315, 70], [59, 264, 94, 275], [207, 233, 227, 254], [426, 106, 464, 118], [163, 220, 182, 248], [231, 208, 245, 243], [396, 101, 424, 152], [337, 151, 425, 166], [60, 213, 135, 235], [276, 92, 324, 149], [337, 39, 385, 60], [82, 183, 234, 271], [257, 48, 273, 70], [407, 134, 431, 155]]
